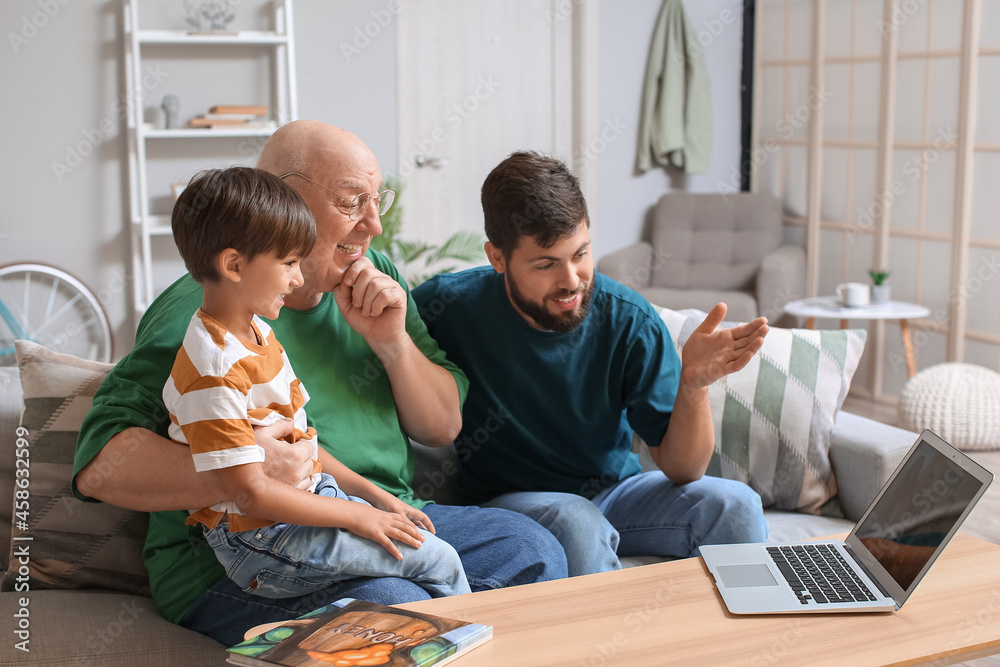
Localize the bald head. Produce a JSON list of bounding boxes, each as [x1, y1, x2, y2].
[[255, 121, 385, 309], [256, 121, 374, 185]]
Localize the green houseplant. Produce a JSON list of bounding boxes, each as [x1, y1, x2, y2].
[[868, 269, 891, 305], [370, 176, 486, 287]]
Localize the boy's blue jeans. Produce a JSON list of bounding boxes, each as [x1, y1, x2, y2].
[[181, 502, 567, 647], [202, 473, 471, 600]]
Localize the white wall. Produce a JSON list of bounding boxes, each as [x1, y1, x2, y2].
[[2, 1, 129, 348], [594, 0, 747, 257], [0, 0, 744, 356]]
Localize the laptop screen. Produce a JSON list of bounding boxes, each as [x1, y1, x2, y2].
[[852, 439, 986, 591]]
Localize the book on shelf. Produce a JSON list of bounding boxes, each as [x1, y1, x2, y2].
[[189, 116, 254, 127], [211, 104, 268, 115], [201, 113, 265, 121], [188, 117, 271, 130], [227, 598, 492, 667]]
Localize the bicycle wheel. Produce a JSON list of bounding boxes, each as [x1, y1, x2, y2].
[[0, 262, 113, 366]]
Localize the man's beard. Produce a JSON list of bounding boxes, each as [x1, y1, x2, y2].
[[506, 271, 594, 333]]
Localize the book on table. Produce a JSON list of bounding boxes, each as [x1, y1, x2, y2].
[[227, 598, 492, 667]]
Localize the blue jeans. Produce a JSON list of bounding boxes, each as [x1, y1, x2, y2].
[[203, 474, 470, 600], [483, 471, 768, 576], [180, 501, 567, 646]]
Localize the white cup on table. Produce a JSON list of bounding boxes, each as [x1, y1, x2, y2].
[[836, 282, 870, 308]]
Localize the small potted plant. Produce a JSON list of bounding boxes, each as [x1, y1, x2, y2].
[[869, 269, 891, 305]]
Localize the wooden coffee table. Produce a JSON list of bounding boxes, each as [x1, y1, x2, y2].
[[394, 532, 1000, 666]]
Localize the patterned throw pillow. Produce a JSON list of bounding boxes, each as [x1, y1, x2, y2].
[[2, 340, 150, 595], [657, 307, 867, 514]]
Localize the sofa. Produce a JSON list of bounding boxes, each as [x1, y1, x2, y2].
[[0, 338, 919, 666], [597, 192, 806, 327]]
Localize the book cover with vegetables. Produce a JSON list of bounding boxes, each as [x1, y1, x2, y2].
[[227, 598, 492, 667]]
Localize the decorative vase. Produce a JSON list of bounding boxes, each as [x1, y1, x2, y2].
[[870, 284, 890, 305]]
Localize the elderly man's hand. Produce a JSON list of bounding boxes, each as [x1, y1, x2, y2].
[[679, 303, 768, 390], [333, 256, 408, 351], [254, 419, 315, 491]]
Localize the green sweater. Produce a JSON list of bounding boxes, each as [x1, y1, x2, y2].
[[72, 250, 468, 624]]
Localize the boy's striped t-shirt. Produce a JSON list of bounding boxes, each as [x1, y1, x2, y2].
[[163, 309, 320, 532]]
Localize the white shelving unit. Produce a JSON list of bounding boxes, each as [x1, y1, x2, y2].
[[122, 0, 298, 319]]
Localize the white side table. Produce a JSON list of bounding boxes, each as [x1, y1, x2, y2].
[[783, 297, 931, 377]]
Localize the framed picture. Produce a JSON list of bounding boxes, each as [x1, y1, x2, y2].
[[171, 182, 187, 200]]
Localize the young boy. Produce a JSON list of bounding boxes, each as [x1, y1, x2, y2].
[[163, 166, 470, 599]]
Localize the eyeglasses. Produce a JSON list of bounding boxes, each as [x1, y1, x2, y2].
[[279, 172, 395, 220]]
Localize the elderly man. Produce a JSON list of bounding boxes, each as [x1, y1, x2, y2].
[[73, 123, 567, 647]]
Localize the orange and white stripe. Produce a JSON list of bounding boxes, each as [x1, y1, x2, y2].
[[164, 310, 320, 530]]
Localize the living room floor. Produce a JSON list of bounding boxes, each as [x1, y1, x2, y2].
[[842, 395, 1000, 667]]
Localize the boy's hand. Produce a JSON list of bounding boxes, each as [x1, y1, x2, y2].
[[372, 495, 436, 533], [347, 505, 425, 560], [254, 419, 314, 490]]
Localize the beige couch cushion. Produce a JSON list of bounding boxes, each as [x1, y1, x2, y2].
[[1, 341, 150, 595], [0, 367, 22, 572], [0, 590, 224, 664]]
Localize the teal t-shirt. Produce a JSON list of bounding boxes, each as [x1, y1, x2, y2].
[[72, 250, 468, 624], [413, 267, 679, 504]]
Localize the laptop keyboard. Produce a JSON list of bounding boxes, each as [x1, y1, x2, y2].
[[766, 544, 880, 605]]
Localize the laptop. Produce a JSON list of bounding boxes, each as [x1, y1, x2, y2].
[[700, 429, 993, 614]]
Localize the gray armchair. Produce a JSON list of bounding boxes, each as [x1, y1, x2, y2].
[[598, 192, 805, 326]]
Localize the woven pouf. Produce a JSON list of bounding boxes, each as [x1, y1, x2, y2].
[[899, 362, 1000, 451]]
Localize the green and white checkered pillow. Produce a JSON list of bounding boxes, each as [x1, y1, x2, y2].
[[657, 307, 867, 514]]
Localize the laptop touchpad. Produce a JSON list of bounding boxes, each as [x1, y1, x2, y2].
[[717, 564, 778, 587]]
